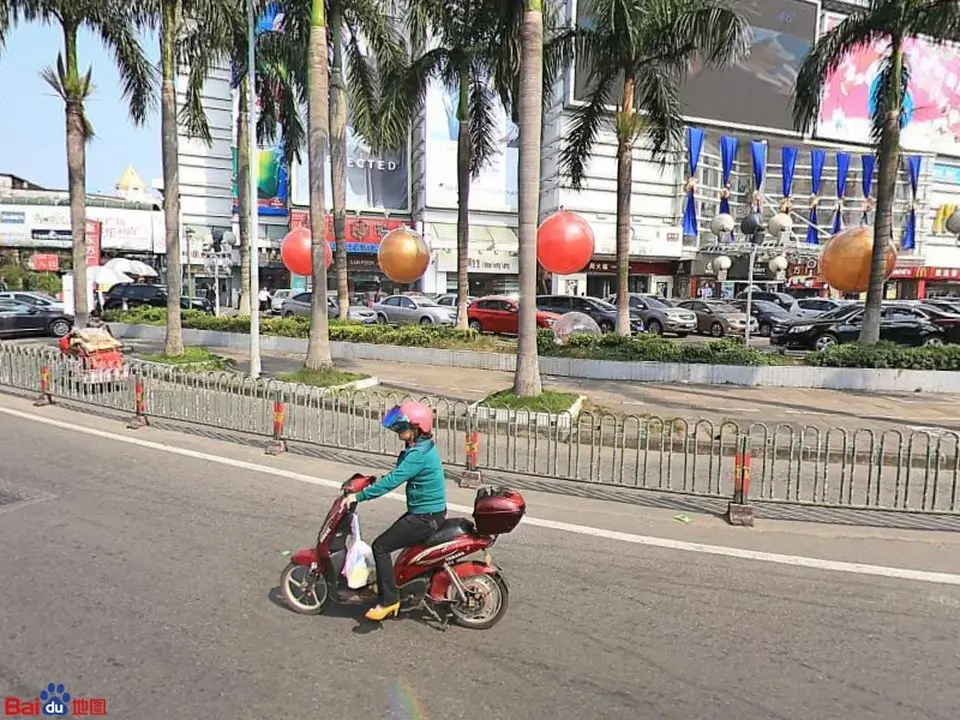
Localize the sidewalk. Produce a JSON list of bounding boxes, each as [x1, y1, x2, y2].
[[124, 339, 960, 435]]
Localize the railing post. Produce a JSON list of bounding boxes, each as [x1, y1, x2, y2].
[[127, 373, 149, 429], [726, 434, 754, 526], [265, 393, 287, 455], [459, 411, 483, 488], [34, 364, 53, 406]]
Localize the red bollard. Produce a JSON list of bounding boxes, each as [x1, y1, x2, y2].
[[127, 376, 149, 429], [265, 398, 287, 455], [34, 366, 53, 406], [726, 435, 754, 526], [459, 430, 483, 489]]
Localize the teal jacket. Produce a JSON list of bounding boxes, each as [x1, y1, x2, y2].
[[355, 438, 447, 514]]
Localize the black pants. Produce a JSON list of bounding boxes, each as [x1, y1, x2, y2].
[[372, 511, 445, 606]]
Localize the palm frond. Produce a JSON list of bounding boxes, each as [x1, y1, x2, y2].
[[88, 0, 157, 125], [792, 6, 897, 135], [559, 69, 617, 189], [342, 29, 380, 149], [910, 0, 960, 44], [869, 52, 911, 145], [467, 73, 499, 177], [629, 65, 683, 162]]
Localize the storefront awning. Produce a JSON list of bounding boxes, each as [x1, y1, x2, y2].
[[428, 223, 518, 249]]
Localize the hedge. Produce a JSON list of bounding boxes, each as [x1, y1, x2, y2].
[[104, 307, 960, 370]]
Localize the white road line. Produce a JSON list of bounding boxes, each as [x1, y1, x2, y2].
[[2, 404, 960, 587]]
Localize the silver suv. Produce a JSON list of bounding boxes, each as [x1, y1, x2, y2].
[[607, 294, 697, 336]]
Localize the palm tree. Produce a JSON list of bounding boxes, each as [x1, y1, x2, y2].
[[150, 0, 235, 355], [561, 0, 747, 335], [233, 11, 307, 315], [512, 0, 545, 397], [792, 0, 960, 345], [6, 0, 154, 329], [385, 0, 524, 330]]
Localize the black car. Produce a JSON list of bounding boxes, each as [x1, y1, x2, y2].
[[771, 304, 944, 351], [0, 299, 73, 338], [535, 295, 645, 333], [730, 299, 799, 337], [103, 284, 212, 313], [734, 289, 799, 313]]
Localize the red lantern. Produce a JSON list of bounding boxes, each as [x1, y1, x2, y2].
[[537, 210, 595, 275], [280, 226, 332, 276]]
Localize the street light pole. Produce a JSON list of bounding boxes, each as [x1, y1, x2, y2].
[[247, 0, 261, 379], [744, 245, 756, 345]]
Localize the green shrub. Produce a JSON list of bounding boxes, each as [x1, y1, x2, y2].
[[804, 341, 960, 371]]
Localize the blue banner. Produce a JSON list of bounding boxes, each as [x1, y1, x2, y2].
[[902, 155, 921, 250], [832, 152, 850, 234], [719, 136, 738, 216], [682, 127, 705, 238], [806, 149, 826, 245]]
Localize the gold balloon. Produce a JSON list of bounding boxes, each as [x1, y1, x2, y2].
[[378, 227, 430, 283], [819, 225, 898, 293]]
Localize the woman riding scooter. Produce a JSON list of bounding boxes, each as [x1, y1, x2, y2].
[[342, 400, 447, 621]]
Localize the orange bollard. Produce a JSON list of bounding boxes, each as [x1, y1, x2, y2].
[[128, 376, 149, 429], [726, 435, 754, 527], [265, 398, 287, 455], [34, 366, 53, 406], [465, 430, 480, 471]]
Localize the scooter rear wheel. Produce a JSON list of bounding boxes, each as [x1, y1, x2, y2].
[[449, 573, 508, 630], [280, 562, 330, 615]]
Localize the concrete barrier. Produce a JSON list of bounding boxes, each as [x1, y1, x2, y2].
[[108, 323, 960, 393]]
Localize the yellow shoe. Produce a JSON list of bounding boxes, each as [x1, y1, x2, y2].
[[365, 603, 400, 621]]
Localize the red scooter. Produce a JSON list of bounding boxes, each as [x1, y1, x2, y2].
[[280, 474, 526, 629]]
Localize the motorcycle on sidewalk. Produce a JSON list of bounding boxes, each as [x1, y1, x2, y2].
[[280, 474, 526, 629]]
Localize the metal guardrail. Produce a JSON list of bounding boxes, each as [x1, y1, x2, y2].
[[0, 343, 957, 516]]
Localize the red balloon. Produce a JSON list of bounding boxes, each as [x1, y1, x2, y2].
[[537, 210, 595, 275], [280, 226, 332, 276]]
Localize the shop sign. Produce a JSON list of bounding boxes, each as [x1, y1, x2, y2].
[[289, 211, 411, 252], [586, 260, 676, 274], [436, 251, 518, 274], [889, 266, 960, 280], [85, 220, 101, 267], [28, 253, 59, 271]]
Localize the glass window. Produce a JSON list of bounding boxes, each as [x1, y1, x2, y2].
[[383, 296, 401, 307], [400, 297, 416, 309]]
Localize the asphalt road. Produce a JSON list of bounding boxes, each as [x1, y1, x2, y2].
[[2, 405, 960, 719]]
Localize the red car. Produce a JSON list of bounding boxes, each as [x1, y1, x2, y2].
[[467, 296, 559, 335]]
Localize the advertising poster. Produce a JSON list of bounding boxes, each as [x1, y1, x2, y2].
[[230, 3, 290, 217], [816, 12, 960, 156], [572, 0, 818, 133], [423, 79, 518, 213]]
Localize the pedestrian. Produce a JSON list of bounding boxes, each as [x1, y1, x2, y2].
[[258, 287, 270, 313]]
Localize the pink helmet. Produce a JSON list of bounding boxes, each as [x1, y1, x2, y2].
[[381, 400, 435, 435]]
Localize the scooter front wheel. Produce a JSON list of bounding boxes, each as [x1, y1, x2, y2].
[[280, 562, 330, 615], [449, 573, 509, 630]]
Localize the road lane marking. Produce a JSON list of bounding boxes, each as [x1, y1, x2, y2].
[[2, 404, 960, 587]]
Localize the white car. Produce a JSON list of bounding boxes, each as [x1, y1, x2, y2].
[[0, 291, 64, 312], [270, 289, 294, 314]]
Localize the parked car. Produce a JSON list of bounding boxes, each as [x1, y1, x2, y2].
[[922, 297, 960, 315], [0, 299, 73, 338], [891, 302, 960, 343], [467, 296, 559, 335], [730, 299, 799, 337], [771, 303, 945, 351], [435, 293, 476, 308], [606, 293, 696, 336], [270, 289, 294, 314], [280, 292, 376, 323], [102, 284, 211, 313], [373, 294, 458, 325], [735, 289, 799, 313], [676, 299, 757, 337], [794, 297, 854, 318], [535, 294, 644, 333], [0, 291, 64, 312]]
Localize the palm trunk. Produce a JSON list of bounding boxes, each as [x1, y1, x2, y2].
[[329, 3, 349, 320], [455, 67, 471, 330], [860, 40, 903, 345], [63, 24, 88, 328], [512, 0, 544, 397], [237, 76, 252, 315], [304, 0, 333, 369], [160, 0, 183, 355], [614, 76, 635, 336]]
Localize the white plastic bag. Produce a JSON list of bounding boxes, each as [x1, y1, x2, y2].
[[342, 514, 376, 590]]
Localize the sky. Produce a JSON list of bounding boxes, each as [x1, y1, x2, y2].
[[0, 22, 162, 194]]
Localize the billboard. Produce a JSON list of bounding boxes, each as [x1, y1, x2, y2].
[[230, 4, 290, 217], [571, 0, 819, 133], [290, 124, 409, 213], [423, 79, 518, 213], [815, 12, 960, 156]]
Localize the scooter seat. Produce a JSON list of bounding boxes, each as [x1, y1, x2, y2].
[[424, 517, 475, 546]]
